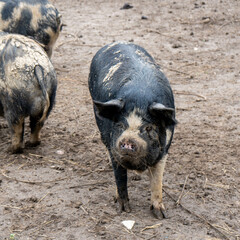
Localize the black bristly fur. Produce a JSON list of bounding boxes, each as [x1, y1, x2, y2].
[[88, 42, 176, 215]]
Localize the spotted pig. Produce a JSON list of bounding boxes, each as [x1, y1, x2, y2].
[[0, 0, 62, 57], [0, 32, 57, 153], [88, 42, 177, 219]]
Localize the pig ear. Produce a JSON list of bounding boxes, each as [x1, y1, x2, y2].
[[93, 99, 124, 120], [149, 102, 177, 126]]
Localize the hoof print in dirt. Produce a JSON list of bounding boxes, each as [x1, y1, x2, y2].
[[88, 42, 176, 219]]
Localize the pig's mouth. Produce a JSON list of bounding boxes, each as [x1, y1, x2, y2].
[[121, 160, 148, 171], [111, 148, 148, 171], [111, 145, 163, 171]]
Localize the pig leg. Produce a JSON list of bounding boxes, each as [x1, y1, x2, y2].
[[29, 116, 44, 146], [149, 154, 168, 219], [111, 158, 131, 213], [26, 116, 44, 147], [8, 118, 25, 154]]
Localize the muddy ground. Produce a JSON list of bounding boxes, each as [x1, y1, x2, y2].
[[0, 0, 240, 239]]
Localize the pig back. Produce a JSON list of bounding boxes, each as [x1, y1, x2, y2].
[[0, 33, 57, 117], [0, 33, 56, 88], [89, 42, 174, 111]]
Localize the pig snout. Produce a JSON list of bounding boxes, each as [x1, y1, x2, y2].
[[115, 132, 148, 170], [118, 138, 139, 155]]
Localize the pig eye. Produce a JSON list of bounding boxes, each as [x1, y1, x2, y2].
[[146, 125, 152, 132], [116, 122, 125, 129]]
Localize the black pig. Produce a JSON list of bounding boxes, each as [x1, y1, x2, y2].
[[88, 42, 177, 219], [0, 32, 57, 153], [0, 0, 62, 57]]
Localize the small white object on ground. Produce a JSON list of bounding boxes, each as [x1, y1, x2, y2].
[[121, 220, 135, 230], [56, 149, 64, 155]]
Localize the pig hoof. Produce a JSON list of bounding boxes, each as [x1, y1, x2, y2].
[[7, 146, 23, 154], [114, 197, 131, 213], [25, 141, 41, 148], [122, 201, 131, 213], [151, 205, 167, 219]]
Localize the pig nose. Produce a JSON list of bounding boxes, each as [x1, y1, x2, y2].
[[119, 139, 138, 154]]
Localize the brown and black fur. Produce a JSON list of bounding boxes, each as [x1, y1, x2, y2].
[[0, 0, 62, 57], [0, 32, 57, 153]]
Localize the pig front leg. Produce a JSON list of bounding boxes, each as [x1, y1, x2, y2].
[[149, 154, 168, 219], [111, 158, 131, 213]]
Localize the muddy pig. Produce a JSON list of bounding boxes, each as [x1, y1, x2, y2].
[[0, 0, 62, 57], [0, 32, 57, 153], [88, 42, 177, 219]]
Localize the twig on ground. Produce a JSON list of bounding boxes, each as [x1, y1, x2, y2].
[[203, 177, 208, 188], [56, 40, 101, 49], [0, 204, 25, 210], [164, 66, 190, 76], [69, 181, 109, 188], [1, 170, 69, 185], [56, 39, 77, 48], [213, 222, 239, 237], [146, 234, 164, 240], [78, 168, 112, 177], [218, 19, 240, 31], [206, 182, 230, 190], [176, 107, 189, 111], [31, 220, 55, 235], [181, 190, 190, 201], [147, 29, 188, 43], [80, 205, 89, 215], [37, 192, 50, 204], [28, 153, 79, 166], [174, 90, 207, 101], [176, 175, 189, 206], [147, 29, 169, 37], [141, 223, 162, 233], [163, 188, 231, 240], [54, 67, 69, 72]]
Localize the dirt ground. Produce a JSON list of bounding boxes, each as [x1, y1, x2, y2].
[[0, 0, 240, 239]]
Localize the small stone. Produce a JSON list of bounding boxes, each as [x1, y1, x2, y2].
[[56, 149, 64, 155], [141, 16, 148, 20], [172, 43, 182, 48], [120, 3, 133, 10]]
